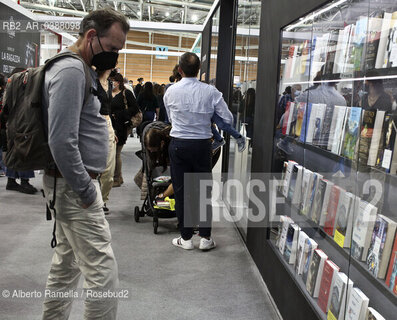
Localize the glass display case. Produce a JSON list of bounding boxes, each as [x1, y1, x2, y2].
[[270, 0, 397, 319]]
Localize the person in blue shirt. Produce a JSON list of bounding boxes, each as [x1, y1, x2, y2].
[[164, 52, 233, 251]]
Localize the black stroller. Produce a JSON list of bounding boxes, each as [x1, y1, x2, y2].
[[134, 121, 176, 234]]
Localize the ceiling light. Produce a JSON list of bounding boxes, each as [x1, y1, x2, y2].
[[192, 14, 198, 22], [165, 12, 170, 17]]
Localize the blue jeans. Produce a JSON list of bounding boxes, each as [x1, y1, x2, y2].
[[212, 113, 241, 140], [5, 168, 35, 179]]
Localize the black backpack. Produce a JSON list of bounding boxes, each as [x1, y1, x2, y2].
[[2, 51, 92, 171]]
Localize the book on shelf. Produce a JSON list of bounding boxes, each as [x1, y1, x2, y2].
[[367, 307, 386, 320], [364, 17, 383, 71], [282, 160, 297, 198], [341, 107, 362, 160], [385, 234, 397, 295], [295, 231, 309, 275], [377, 113, 397, 172], [375, 12, 392, 69], [383, 11, 397, 68], [318, 104, 335, 148], [290, 165, 304, 206], [333, 24, 354, 74], [346, 287, 369, 320], [306, 249, 328, 298], [302, 238, 319, 285], [293, 102, 306, 137], [368, 110, 386, 167], [283, 223, 301, 264], [366, 214, 397, 279], [334, 192, 355, 248], [351, 200, 378, 261], [323, 31, 338, 75], [352, 16, 369, 72], [317, 260, 340, 314], [299, 103, 312, 143], [282, 101, 295, 135], [327, 272, 354, 320], [318, 179, 335, 227], [284, 45, 295, 80], [358, 109, 377, 167], [306, 173, 322, 219], [289, 45, 299, 79], [324, 185, 342, 236], [299, 40, 310, 75], [299, 168, 314, 215], [279, 161, 289, 193], [311, 33, 330, 72], [278, 216, 294, 254], [306, 103, 326, 145], [328, 106, 347, 154]]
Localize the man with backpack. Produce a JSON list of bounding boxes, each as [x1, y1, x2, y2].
[[39, 8, 129, 319]]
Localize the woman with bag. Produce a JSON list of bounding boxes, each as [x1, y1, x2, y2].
[[110, 73, 140, 187], [136, 81, 159, 122]]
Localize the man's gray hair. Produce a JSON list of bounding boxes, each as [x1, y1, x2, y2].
[[79, 7, 130, 37]]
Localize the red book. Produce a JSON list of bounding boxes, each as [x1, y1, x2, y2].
[[385, 234, 397, 295], [323, 185, 341, 236], [317, 260, 340, 313]]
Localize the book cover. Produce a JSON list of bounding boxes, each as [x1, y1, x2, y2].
[[333, 192, 355, 248], [333, 28, 346, 74], [302, 238, 318, 284], [295, 231, 309, 275], [287, 164, 299, 201], [352, 16, 369, 71], [294, 102, 306, 137], [327, 272, 353, 320], [364, 17, 383, 70], [318, 104, 335, 148], [300, 168, 314, 215], [276, 215, 293, 249], [377, 113, 397, 171], [351, 200, 378, 261], [385, 234, 397, 295], [306, 173, 322, 219], [384, 12, 397, 68], [366, 214, 397, 279], [299, 103, 312, 143], [319, 180, 335, 227], [306, 103, 326, 145], [317, 260, 340, 314], [329, 106, 347, 154], [284, 45, 295, 79], [283, 223, 300, 264], [278, 216, 294, 254], [375, 12, 392, 69], [358, 110, 377, 167], [324, 185, 342, 236], [306, 249, 323, 296], [368, 110, 386, 166], [282, 160, 297, 198], [311, 178, 326, 224], [324, 31, 338, 75], [342, 107, 362, 160], [367, 307, 386, 320], [290, 165, 304, 206], [346, 287, 369, 320]]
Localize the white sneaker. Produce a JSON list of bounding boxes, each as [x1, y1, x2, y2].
[[172, 237, 194, 250], [236, 136, 247, 152], [199, 237, 216, 251]]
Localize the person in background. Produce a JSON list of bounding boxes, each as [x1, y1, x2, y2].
[[0, 67, 38, 193], [123, 77, 135, 98], [97, 69, 116, 214], [154, 84, 168, 123], [137, 81, 159, 122], [359, 77, 393, 112], [164, 52, 233, 251], [41, 8, 129, 319], [134, 77, 144, 97], [164, 75, 175, 92], [275, 85, 302, 126], [111, 72, 140, 187]]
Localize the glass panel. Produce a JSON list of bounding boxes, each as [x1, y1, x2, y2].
[[225, 0, 261, 239], [209, 8, 220, 85], [270, 0, 397, 319]]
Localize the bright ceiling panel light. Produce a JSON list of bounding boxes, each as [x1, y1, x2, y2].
[[165, 12, 170, 17], [192, 14, 198, 22]]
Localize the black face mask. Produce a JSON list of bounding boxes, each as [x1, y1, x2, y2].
[[90, 36, 118, 71]]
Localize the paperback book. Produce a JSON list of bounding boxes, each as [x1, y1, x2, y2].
[[283, 223, 300, 264], [302, 238, 319, 284], [385, 234, 397, 295], [318, 180, 335, 227], [341, 107, 362, 160], [317, 260, 340, 314], [334, 192, 355, 248], [346, 287, 369, 320], [324, 185, 342, 236], [327, 272, 353, 320], [367, 307, 386, 320], [295, 231, 309, 275], [358, 110, 377, 167], [306, 249, 328, 298]]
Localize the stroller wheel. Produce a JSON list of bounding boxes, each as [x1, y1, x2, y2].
[[134, 206, 140, 222], [153, 219, 158, 234]]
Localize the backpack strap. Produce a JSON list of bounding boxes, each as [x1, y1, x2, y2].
[[44, 51, 93, 105]]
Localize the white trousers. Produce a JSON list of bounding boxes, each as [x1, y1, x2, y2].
[[42, 175, 119, 320]]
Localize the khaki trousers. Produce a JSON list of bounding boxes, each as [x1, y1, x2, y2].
[[42, 175, 119, 320], [114, 145, 124, 184], [100, 117, 116, 203]]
